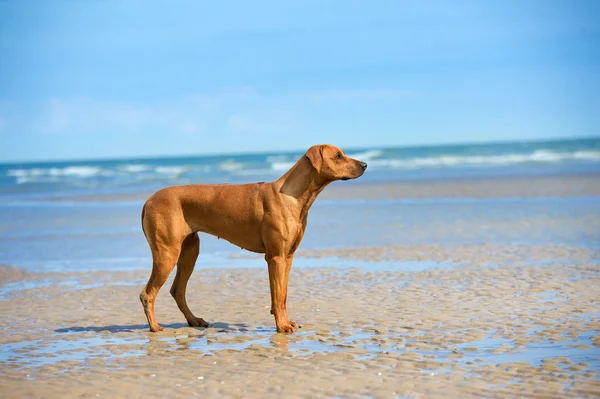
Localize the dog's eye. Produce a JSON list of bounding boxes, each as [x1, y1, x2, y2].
[[335, 152, 342, 159]]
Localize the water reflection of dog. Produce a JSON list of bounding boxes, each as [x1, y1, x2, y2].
[[144, 323, 251, 355], [145, 331, 205, 356], [270, 333, 291, 352]]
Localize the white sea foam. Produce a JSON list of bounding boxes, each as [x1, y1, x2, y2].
[[122, 164, 150, 173], [15, 176, 33, 184], [154, 166, 187, 175], [368, 150, 600, 170], [233, 168, 277, 176], [8, 166, 101, 178], [266, 155, 289, 163], [573, 150, 600, 160], [346, 149, 383, 161], [55, 166, 101, 177], [218, 159, 246, 172], [270, 161, 296, 171], [7, 169, 28, 177]]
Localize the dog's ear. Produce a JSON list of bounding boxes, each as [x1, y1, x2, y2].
[[305, 145, 323, 173]]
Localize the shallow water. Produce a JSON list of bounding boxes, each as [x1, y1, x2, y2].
[[1, 196, 598, 273], [2, 317, 598, 377]]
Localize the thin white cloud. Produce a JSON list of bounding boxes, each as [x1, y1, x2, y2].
[[25, 87, 417, 138], [41, 97, 153, 134]]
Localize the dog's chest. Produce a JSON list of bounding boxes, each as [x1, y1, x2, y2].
[[287, 219, 307, 254]]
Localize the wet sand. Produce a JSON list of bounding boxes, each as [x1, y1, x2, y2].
[[1, 243, 598, 398]]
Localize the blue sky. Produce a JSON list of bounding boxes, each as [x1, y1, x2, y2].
[[0, 0, 598, 161]]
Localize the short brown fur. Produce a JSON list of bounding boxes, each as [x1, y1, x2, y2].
[[140, 144, 367, 333]]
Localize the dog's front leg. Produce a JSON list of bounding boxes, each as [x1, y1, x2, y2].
[[266, 254, 297, 333]]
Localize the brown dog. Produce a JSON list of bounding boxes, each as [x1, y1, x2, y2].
[[140, 144, 367, 333]]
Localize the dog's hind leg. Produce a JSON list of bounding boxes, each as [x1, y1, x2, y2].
[[140, 243, 181, 332], [170, 233, 208, 328]]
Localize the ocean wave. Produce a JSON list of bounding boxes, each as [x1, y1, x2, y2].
[[233, 168, 276, 176], [5, 163, 198, 185], [368, 150, 600, 169], [270, 161, 296, 171], [57, 166, 102, 177], [4, 147, 599, 186], [7, 166, 107, 185], [218, 159, 246, 172], [573, 150, 600, 160], [8, 166, 103, 178], [7, 168, 40, 178], [15, 176, 42, 185], [154, 166, 188, 175], [265, 155, 290, 163], [346, 149, 384, 161], [122, 164, 150, 173]]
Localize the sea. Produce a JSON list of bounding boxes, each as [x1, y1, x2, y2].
[[0, 137, 599, 272], [1, 137, 599, 201]]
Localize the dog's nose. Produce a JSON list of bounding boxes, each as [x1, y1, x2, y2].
[[360, 162, 368, 170]]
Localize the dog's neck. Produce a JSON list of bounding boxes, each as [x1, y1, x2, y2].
[[276, 157, 331, 217]]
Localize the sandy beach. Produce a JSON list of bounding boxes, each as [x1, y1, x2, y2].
[[1, 175, 600, 398]]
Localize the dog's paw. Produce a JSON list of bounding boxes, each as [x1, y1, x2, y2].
[[150, 325, 165, 332], [188, 317, 209, 328], [276, 322, 297, 334]]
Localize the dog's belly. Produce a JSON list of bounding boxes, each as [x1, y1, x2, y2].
[[193, 222, 266, 254], [217, 232, 266, 254]]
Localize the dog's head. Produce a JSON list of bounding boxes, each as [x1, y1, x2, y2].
[[305, 144, 367, 181]]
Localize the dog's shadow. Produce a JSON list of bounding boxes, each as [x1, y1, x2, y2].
[[55, 322, 249, 334]]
